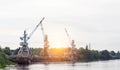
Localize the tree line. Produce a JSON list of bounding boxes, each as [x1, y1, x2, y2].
[[77, 46, 120, 61], [0, 46, 14, 68], [11, 46, 120, 61], [1, 45, 120, 64]]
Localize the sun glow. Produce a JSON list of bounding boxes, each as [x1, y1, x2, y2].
[[49, 47, 70, 58], [53, 42, 63, 48], [49, 34, 68, 48]]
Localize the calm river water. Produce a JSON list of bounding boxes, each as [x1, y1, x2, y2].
[[2, 60, 120, 70]]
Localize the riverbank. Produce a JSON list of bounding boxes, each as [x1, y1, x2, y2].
[[0, 52, 15, 68]]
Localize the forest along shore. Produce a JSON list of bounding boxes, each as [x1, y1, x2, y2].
[[0, 47, 15, 68], [1, 45, 120, 69]]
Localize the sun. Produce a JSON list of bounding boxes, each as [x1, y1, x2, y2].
[[55, 42, 62, 48], [50, 41, 66, 48]]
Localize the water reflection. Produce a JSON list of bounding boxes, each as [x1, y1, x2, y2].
[[44, 65, 49, 70], [15, 65, 29, 70], [3, 60, 120, 70]]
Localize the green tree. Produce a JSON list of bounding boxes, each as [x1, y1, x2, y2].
[[110, 51, 116, 56], [85, 45, 89, 50], [3, 47, 11, 55], [0, 46, 2, 52], [14, 47, 20, 55], [100, 50, 111, 60], [91, 50, 100, 60], [77, 47, 86, 61]]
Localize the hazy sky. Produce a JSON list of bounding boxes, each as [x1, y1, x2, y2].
[[0, 0, 120, 51]]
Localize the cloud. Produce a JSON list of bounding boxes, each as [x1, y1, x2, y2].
[[0, 0, 120, 51]]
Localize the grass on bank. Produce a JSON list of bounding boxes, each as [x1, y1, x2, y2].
[[0, 51, 15, 68]]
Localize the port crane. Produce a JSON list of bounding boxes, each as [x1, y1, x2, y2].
[[18, 17, 44, 55], [10, 18, 78, 64], [17, 17, 45, 64], [65, 28, 76, 61]]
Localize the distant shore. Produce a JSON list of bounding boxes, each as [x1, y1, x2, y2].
[[1, 46, 120, 68]]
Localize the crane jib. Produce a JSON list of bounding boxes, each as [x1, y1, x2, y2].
[[36, 17, 45, 27], [65, 28, 71, 43], [28, 17, 45, 40]]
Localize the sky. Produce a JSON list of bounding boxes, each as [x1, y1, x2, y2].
[[0, 0, 120, 51]]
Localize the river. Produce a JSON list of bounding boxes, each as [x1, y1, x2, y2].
[[2, 60, 120, 70]]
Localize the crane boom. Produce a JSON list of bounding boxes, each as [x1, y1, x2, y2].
[[65, 28, 77, 62], [28, 17, 45, 40], [40, 19, 45, 39], [65, 28, 71, 44]]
